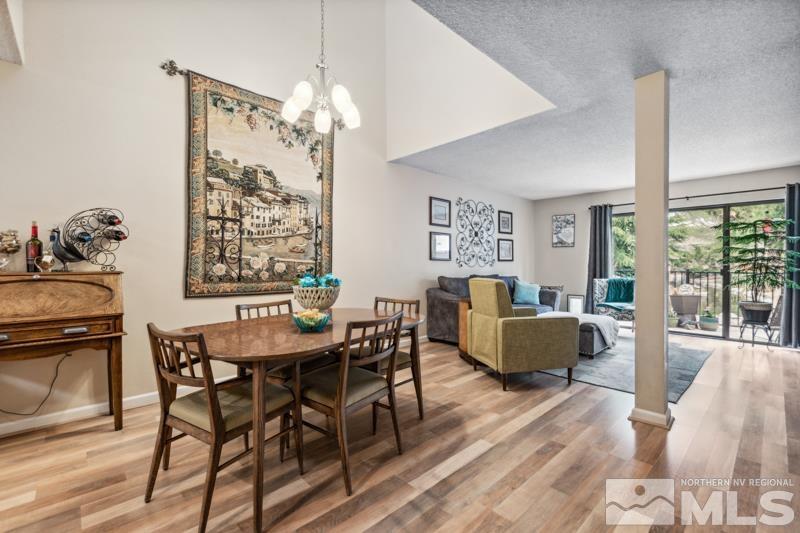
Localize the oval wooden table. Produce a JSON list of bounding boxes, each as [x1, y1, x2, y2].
[[173, 307, 425, 532]]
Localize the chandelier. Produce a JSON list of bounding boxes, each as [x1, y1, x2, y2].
[[281, 0, 360, 134]]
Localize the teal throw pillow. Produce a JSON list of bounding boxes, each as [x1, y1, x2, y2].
[[513, 280, 540, 305]]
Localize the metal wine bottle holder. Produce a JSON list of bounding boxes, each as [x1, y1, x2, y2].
[[52, 208, 129, 271]]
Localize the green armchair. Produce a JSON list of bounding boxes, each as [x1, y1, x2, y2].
[[466, 278, 579, 390]]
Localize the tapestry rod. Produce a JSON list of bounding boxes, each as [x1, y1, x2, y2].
[[160, 59, 187, 77]]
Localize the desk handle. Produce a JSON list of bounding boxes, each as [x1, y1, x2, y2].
[[63, 327, 89, 335], [0, 333, 9, 342]]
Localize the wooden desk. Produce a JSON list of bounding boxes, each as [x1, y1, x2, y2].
[[0, 272, 125, 430], [174, 307, 425, 533]]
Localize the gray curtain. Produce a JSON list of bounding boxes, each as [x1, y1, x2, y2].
[[585, 204, 614, 313], [781, 183, 800, 347]]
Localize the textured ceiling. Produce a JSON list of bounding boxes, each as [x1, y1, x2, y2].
[[404, 0, 800, 200]]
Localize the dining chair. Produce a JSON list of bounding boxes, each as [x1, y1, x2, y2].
[[234, 300, 295, 379], [234, 299, 334, 455], [234, 300, 336, 383], [295, 311, 404, 495], [144, 323, 303, 533], [373, 297, 424, 420], [235, 299, 294, 320]]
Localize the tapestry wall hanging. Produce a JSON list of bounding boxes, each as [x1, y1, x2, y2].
[[184, 71, 333, 297], [455, 197, 496, 267]]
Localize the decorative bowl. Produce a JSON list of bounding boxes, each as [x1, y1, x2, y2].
[[293, 286, 340, 310], [291, 310, 330, 333]]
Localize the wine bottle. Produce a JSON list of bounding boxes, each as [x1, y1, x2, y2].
[[101, 214, 122, 226], [104, 229, 127, 241], [72, 231, 93, 243], [26, 221, 42, 273]]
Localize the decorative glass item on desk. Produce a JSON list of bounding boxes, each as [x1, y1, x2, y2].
[[0, 229, 21, 272], [35, 233, 57, 272]]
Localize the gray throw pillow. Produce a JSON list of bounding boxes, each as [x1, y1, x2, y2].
[[438, 276, 470, 297], [498, 276, 518, 295]]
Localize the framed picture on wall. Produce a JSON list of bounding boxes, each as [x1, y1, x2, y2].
[[552, 214, 575, 247], [429, 232, 452, 261], [498, 210, 513, 234], [567, 294, 585, 314], [497, 238, 514, 261], [429, 197, 451, 227]]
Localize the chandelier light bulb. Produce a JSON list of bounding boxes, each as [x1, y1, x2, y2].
[[342, 104, 361, 129], [293, 81, 314, 110], [331, 84, 352, 113], [314, 107, 332, 134], [281, 0, 361, 135], [280, 96, 302, 123]]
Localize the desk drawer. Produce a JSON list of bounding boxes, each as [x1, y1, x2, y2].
[[0, 318, 114, 346]]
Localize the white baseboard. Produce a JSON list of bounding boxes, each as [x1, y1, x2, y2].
[[628, 406, 674, 429], [0, 336, 430, 438], [400, 335, 428, 347], [0, 390, 160, 438]]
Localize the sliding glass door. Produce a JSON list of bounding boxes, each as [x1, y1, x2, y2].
[[611, 199, 783, 341]]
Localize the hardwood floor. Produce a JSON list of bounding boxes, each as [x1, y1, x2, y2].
[[0, 335, 798, 531]]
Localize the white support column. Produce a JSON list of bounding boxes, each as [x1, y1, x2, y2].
[[629, 70, 674, 430]]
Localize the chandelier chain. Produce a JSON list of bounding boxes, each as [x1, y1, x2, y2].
[[319, 0, 326, 64]]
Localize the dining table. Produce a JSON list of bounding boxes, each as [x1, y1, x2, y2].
[[172, 307, 425, 532]]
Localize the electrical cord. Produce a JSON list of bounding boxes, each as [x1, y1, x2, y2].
[[0, 353, 71, 416]]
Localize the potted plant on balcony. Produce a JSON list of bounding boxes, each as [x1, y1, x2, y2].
[[667, 308, 679, 328], [699, 307, 719, 331], [721, 217, 800, 325]]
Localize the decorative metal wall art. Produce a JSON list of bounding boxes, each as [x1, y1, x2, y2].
[[53, 208, 129, 271], [173, 66, 333, 297], [455, 197, 496, 267]]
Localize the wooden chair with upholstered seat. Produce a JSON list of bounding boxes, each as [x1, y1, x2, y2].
[[144, 323, 303, 533], [373, 297, 423, 420], [295, 311, 404, 495], [235, 300, 337, 383], [234, 300, 295, 379], [235, 299, 294, 320], [234, 299, 334, 456]]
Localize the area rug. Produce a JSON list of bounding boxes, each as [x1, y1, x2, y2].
[[541, 336, 712, 403]]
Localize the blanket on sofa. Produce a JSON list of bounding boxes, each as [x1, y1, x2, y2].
[[606, 277, 634, 303], [542, 312, 620, 348]]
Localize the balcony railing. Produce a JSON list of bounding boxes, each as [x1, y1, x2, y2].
[[614, 268, 781, 333]]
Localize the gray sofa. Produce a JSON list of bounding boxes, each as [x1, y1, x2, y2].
[[426, 274, 561, 343]]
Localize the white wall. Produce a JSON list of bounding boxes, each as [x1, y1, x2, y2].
[[0, 0, 535, 431], [532, 166, 800, 308], [385, 0, 553, 161]]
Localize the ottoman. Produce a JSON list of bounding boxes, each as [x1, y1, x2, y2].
[[580, 322, 609, 357], [542, 312, 618, 357]]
